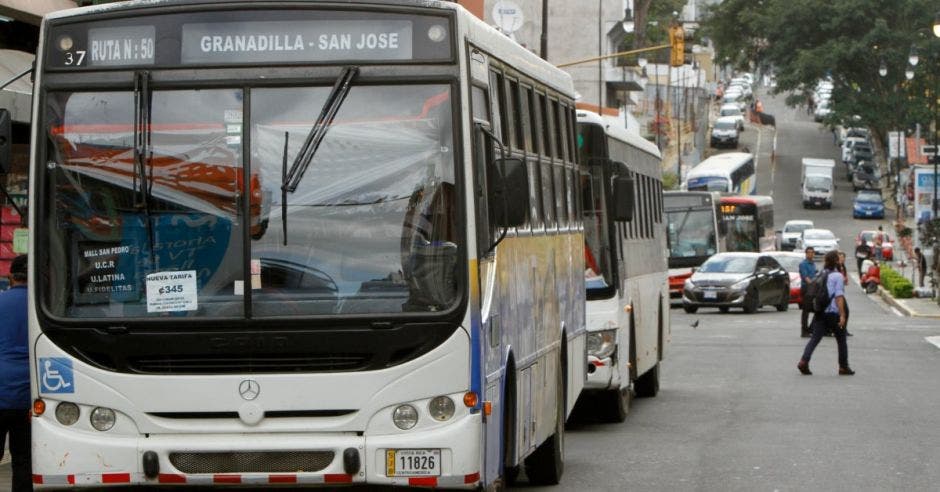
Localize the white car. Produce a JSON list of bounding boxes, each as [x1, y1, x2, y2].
[[719, 103, 746, 131], [795, 228, 839, 257], [781, 220, 815, 251], [841, 137, 868, 163]]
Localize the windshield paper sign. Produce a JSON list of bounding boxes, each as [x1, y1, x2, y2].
[[146, 270, 198, 313], [181, 20, 413, 64]]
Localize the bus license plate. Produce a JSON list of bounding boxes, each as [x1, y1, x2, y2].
[[703, 290, 717, 299], [386, 449, 441, 477]]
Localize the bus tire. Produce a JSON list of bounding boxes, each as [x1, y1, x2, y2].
[[524, 357, 565, 485], [498, 363, 519, 490], [719, 306, 730, 313], [634, 363, 660, 398], [602, 387, 631, 423]]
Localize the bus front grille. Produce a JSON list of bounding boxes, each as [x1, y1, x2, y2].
[[169, 451, 335, 474], [125, 354, 371, 374]]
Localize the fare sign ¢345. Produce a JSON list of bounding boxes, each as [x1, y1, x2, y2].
[[146, 270, 198, 313]]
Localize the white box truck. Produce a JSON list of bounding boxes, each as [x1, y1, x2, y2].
[[801, 158, 835, 209]]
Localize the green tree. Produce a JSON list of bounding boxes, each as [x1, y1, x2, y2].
[[701, 0, 938, 144]]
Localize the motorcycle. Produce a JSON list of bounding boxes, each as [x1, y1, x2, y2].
[[861, 262, 881, 294]]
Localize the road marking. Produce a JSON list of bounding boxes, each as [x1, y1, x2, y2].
[[925, 336, 940, 349], [891, 307, 903, 317]]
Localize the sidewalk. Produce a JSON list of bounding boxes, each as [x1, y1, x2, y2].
[[878, 286, 940, 318]]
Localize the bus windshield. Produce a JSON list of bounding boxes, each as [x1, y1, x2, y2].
[[666, 208, 717, 259], [725, 213, 758, 251], [41, 84, 458, 320], [686, 176, 729, 192]]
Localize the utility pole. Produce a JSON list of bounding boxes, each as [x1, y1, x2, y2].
[[540, 0, 549, 60]]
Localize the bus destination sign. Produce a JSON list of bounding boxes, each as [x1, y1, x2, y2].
[[181, 20, 414, 64], [87, 26, 155, 66]]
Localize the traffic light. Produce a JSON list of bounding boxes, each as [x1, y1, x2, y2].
[[669, 24, 685, 67]]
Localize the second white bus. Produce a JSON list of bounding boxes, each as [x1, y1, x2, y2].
[[683, 152, 756, 195], [576, 110, 669, 422]]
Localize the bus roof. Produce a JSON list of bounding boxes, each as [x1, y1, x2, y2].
[[688, 152, 753, 176], [720, 195, 773, 207], [45, 0, 575, 97], [576, 110, 661, 160]]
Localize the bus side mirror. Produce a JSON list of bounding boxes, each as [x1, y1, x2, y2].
[[0, 109, 11, 174], [490, 157, 528, 228], [611, 167, 635, 222]]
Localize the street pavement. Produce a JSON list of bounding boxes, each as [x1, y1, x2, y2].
[[4, 90, 940, 492], [538, 88, 940, 492]]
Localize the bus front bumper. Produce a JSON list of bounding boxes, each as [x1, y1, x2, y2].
[[31, 411, 482, 489]]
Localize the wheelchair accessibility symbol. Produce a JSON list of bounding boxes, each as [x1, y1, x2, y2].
[[39, 358, 74, 394]]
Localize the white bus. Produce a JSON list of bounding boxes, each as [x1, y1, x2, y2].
[[683, 152, 756, 195], [576, 111, 670, 422], [19, 1, 586, 489]]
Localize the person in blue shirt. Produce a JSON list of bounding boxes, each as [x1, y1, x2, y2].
[[797, 250, 854, 376], [0, 255, 31, 491], [798, 247, 817, 338]]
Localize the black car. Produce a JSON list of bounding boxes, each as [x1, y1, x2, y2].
[[847, 146, 874, 178], [682, 252, 790, 314], [852, 161, 881, 191]]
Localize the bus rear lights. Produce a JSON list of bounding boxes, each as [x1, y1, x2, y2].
[[427, 25, 447, 43], [32, 398, 46, 417], [55, 402, 80, 426], [482, 401, 492, 416], [462, 391, 478, 408], [90, 407, 116, 431], [392, 404, 418, 430], [428, 396, 455, 422]]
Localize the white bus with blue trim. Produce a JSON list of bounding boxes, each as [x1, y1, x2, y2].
[[576, 110, 669, 422], [18, 0, 585, 489], [683, 152, 756, 195]]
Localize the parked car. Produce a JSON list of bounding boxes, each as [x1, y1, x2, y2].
[[841, 137, 868, 163], [856, 230, 894, 260], [852, 161, 881, 191], [710, 116, 740, 148], [781, 220, 815, 251], [682, 252, 790, 314], [719, 104, 746, 131], [768, 251, 805, 304], [853, 190, 885, 219], [795, 228, 839, 256], [813, 100, 831, 122]]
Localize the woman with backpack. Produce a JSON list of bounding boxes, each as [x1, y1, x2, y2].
[[797, 250, 855, 376]]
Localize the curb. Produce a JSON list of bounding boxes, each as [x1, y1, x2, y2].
[[878, 285, 913, 316], [877, 285, 940, 318]]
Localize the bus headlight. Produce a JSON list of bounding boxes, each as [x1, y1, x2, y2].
[[587, 330, 616, 359], [54, 402, 80, 426], [392, 404, 419, 430], [428, 396, 455, 422], [90, 407, 116, 431]]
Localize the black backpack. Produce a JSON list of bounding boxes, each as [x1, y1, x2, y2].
[[805, 270, 831, 313]]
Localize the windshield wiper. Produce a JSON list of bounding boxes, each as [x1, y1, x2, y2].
[[282, 66, 359, 193], [133, 70, 156, 264]]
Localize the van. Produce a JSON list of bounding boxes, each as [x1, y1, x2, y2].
[[801, 158, 835, 209]]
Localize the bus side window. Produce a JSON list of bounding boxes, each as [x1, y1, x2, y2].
[[493, 71, 509, 146], [540, 93, 553, 159], [471, 85, 489, 123], [508, 78, 521, 150], [519, 84, 533, 154], [526, 87, 539, 156]]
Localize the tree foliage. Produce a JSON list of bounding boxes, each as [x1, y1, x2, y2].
[[701, 0, 938, 144]]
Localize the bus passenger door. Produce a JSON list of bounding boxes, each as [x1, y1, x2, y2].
[[469, 51, 507, 487]]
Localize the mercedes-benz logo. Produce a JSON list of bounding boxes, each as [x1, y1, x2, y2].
[[238, 380, 260, 401]]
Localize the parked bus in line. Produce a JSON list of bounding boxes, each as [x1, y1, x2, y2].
[[683, 152, 756, 195], [20, 1, 587, 488], [576, 110, 670, 422], [719, 195, 777, 252], [664, 191, 728, 298]]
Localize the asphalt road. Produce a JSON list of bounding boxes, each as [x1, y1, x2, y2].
[[533, 90, 940, 492]]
